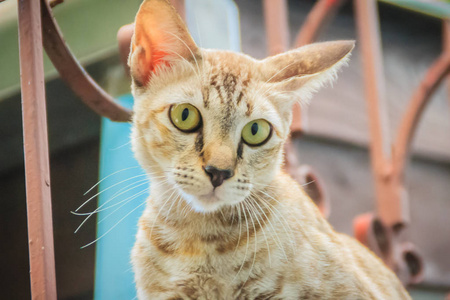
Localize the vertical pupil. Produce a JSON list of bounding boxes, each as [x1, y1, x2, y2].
[[251, 122, 258, 135], [181, 108, 189, 121]]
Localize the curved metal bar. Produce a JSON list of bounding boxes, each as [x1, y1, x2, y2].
[[40, 0, 132, 122], [294, 0, 345, 47], [393, 53, 450, 178], [49, 0, 64, 8]]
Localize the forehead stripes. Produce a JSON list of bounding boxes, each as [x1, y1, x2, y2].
[[204, 71, 250, 106], [202, 69, 253, 132]]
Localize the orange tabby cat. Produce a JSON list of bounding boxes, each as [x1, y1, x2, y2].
[[129, 0, 410, 299]]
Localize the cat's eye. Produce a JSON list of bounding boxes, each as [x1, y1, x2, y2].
[[169, 103, 202, 132], [241, 119, 272, 146]]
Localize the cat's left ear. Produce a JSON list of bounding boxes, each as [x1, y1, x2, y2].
[[259, 40, 355, 102], [129, 0, 199, 86]]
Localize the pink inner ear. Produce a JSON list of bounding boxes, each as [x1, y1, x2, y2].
[[150, 48, 171, 72], [131, 0, 199, 85], [132, 28, 172, 85], [145, 29, 172, 72]]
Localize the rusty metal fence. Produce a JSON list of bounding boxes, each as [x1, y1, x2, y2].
[[11, 0, 450, 298]]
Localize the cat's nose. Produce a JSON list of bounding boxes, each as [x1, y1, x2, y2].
[[203, 165, 234, 188]]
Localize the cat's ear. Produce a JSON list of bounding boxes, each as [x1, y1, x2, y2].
[[259, 40, 354, 102], [129, 0, 199, 86]]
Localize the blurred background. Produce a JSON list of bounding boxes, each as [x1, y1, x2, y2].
[[0, 0, 449, 299]]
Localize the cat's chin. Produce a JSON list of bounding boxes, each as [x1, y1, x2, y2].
[[182, 192, 225, 213]]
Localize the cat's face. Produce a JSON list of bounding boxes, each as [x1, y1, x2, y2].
[[129, 0, 353, 213], [132, 51, 290, 212]]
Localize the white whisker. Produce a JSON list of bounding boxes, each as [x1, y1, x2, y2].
[[258, 190, 297, 254], [80, 200, 147, 249], [232, 202, 250, 284], [83, 166, 140, 195], [242, 201, 258, 286], [162, 30, 202, 80], [250, 192, 289, 259], [149, 187, 179, 240], [247, 197, 272, 267], [234, 204, 242, 254], [97, 188, 150, 225], [250, 194, 287, 260], [110, 135, 145, 151], [74, 186, 147, 233], [76, 173, 148, 212]]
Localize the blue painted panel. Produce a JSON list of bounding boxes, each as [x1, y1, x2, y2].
[[94, 95, 147, 300]]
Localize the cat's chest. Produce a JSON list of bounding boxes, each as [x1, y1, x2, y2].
[[165, 272, 231, 300], [134, 232, 288, 299], [164, 270, 286, 300]]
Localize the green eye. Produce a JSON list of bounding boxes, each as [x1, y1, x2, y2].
[[241, 119, 272, 146], [170, 103, 201, 132]]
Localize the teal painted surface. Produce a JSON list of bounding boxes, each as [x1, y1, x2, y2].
[[94, 95, 147, 300], [94, 1, 241, 298], [409, 288, 449, 300], [380, 0, 450, 19]]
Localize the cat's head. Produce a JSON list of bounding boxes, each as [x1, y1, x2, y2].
[[129, 0, 354, 212]]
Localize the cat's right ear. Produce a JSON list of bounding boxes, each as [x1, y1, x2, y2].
[[129, 0, 199, 87]]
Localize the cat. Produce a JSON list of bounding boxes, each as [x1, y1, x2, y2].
[[128, 0, 411, 299]]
